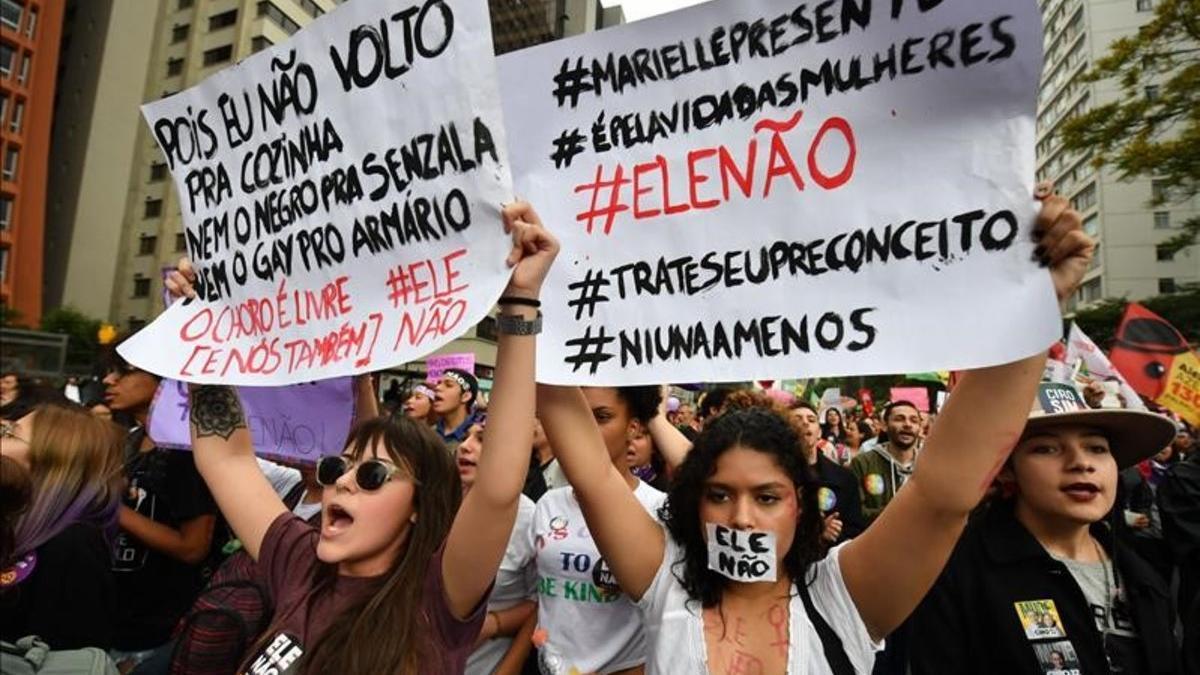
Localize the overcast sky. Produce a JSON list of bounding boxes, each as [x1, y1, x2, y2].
[[603, 0, 711, 22]]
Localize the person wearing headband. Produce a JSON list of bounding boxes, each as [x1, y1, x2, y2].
[[909, 381, 1180, 674], [434, 368, 481, 450], [403, 383, 438, 426]]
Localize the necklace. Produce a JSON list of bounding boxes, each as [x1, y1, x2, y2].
[[1091, 537, 1121, 673]]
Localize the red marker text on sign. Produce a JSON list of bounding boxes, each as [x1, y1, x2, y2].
[[388, 248, 470, 349], [575, 111, 857, 235], [178, 274, 380, 378]]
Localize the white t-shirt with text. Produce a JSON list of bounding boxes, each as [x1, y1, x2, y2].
[[636, 536, 882, 675], [530, 481, 666, 674]]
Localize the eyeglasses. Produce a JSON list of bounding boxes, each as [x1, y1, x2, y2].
[[316, 456, 405, 491]]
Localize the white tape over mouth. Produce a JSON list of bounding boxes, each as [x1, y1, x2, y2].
[[705, 523, 777, 583]]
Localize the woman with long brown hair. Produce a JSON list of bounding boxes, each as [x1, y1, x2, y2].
[[0, 403, 124, 649], [167, 202, 558, 673]]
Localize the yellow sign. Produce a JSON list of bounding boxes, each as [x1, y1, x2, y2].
[[1158, 351, 1200, 426]]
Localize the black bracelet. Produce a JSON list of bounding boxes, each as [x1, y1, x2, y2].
[[497, 296, 541, 308]]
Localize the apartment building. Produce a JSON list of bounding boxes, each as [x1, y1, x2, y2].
[[1, 0, 63, 326], [1036, 0, 1199, 310]]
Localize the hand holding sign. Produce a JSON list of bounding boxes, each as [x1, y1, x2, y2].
[[1032, 183, 1092, 303], [502, 201, 560, 299]]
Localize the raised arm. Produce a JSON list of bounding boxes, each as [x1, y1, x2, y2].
[[442, 202, 558, 619], [536, 385, 665, 600], [648, 386, 694, 470], [164, 260, 287, 561], [188, 385, 287, 561], [840, 186, 1094, 640], [353, 374, 379, 422]]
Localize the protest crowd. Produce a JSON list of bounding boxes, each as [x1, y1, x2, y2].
[[2, 194, 1198, 675], [3, 1, 1200, 675]]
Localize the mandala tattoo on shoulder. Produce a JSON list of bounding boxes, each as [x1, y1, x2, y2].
[[190, 386, 247, 440]]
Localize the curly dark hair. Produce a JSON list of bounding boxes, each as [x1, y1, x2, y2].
[[615, 386, 661, 424], [660, 406, 824, 608]]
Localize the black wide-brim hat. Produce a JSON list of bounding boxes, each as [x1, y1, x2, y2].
[[1021, 383, 1176, 470]]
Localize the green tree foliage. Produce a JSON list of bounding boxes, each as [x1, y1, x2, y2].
[[1072, 284, 1200, 348], [39, 306, 104, 372], [1060, 0, 1200, 254], [0, 304, 25, 328]]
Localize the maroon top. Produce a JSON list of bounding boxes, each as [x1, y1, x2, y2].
[[244, 513, 486, 674]]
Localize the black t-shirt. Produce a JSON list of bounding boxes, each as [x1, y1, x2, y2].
[[111, 444, 217, 650], [0, 522, 116, 650]]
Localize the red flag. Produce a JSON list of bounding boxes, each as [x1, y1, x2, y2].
[[1108, 303, 1190, 399]]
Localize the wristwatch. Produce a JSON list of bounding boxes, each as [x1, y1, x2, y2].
[[496, 311, 542, 335]]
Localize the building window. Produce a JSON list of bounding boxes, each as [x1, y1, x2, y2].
[[178, 0, 194, 9], [16, 53, 29, 85], [1151, 179, 1169, 202], [0, 195, 11, 229], [133, 276, 151, 298], [171, 24, 190, 44], [0, 249, 7, 283], [1154, 211, 1170, 229], [1082, 213, 1099, 237], [1072, 183, 1096, 211], [1078, 277, 1102, 304], [1137, 0, 1154, 11], [251, 36, 273, 53], [166, 57, 184, 76], [475, 316, 498, 342], [202, 44, 233, 66], [175, 232, 187, 252], [0, 0, 22, 31], [208, 9, 238, 31], [1145, 85, 1160, 102], [299, 0, 324, 18], [0, 43, 14, 78], [1156, 245, 1174, 262], [2, 147, 17, 182], [138, 234, 158, 256], [1158, 278, 1176, 294], [144, 198, 163, 219], [23, 6, 34, 37], [6, 99, 18, 133], [128, 316, 147, 331], [257, 2, 300, 35], [150, 162, 169, 182], [0, 94, 6, 125]]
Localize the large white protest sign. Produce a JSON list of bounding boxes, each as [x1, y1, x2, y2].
[[119, 0, 513, 385], [499, 0, 1059, 385]]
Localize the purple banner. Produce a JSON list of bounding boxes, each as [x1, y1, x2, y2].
[[148, 378, 355, 465], [426, 352, 476, 381]]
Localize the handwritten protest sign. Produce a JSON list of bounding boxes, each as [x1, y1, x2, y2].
[[1159, 351, 1200, 426], [148, 378, 353, 464], [119, 0, 513, 385], [499, 0, 1057, 384], [425, 352, 476, 381], [706, 523, 776, 583]]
